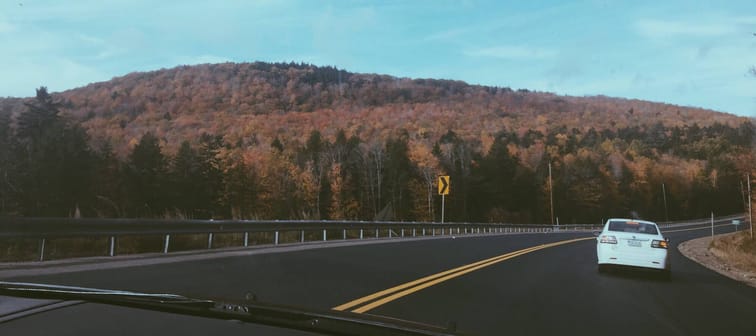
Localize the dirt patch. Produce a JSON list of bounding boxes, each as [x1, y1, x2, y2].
[[678, 232, 756, 288]]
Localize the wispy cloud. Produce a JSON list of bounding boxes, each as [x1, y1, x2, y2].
[[463, 46, 556, 60], [635, 19, 736, 38]]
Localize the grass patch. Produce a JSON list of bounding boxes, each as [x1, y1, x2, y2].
[[709, 231, 756, 273], [0, 239, 40, 262]]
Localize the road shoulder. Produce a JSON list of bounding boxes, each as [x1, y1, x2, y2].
[[678, 234, 756, 288]]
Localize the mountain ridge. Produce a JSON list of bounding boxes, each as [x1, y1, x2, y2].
[[0, 62, 747, 157]]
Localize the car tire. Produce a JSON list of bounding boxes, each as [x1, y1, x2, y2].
[[598, 264, 607, 274]]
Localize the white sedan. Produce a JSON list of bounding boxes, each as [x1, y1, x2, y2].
[[596, 218, 670, 278]]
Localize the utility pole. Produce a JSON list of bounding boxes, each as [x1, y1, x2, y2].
[[549, 161, 554, 226], [748, 175, 753, 239], [742, 181, 748, 215], [662, 183, 669, 222]]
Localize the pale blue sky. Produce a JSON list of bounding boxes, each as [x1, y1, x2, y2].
[[1, 0, 755, 116]]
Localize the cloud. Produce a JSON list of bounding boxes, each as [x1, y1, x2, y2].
[[463, 46, 556, 60], [635, 19, 736, 38]]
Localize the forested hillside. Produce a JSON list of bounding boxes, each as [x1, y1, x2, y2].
[[0, 62, 753, 223]]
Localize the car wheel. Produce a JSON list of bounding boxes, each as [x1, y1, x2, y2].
[[598, 264, 607, 274]]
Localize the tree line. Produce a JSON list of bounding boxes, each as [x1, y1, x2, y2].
[[0, 87, 753, 223]]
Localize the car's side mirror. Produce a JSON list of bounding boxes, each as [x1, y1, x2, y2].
[[665, 238, 670, 242], [592, 231, 601, 237]]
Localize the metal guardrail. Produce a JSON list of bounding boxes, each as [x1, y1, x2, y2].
[[656, 214, 746, 228], [1, 214, 746, 262], [0, 217, 601, 261]]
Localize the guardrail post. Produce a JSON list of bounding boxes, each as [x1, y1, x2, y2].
[[422, 228, 426, 236], [109, 236, 116, 257], [163, 234, 170, 254], [244, 232, 249, 247], [207, 233, 214, 249], [39, 238, 46, 261], [359, 229, 363, 239], [375, 228, 379, 238], [323, 229, 327, 241], [274, 231, 280, 245], [343, 229, 347, 240], [412, 228, 416, 237], [401, 228, 405, 237], [432, 228, 436, 236], [301, 230, 305, 243], [389, 229, 393, 238]]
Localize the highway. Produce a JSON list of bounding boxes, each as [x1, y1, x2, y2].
[[2, 222, 755, 335]]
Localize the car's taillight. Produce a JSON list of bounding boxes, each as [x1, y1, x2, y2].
[[651, 240, 668, 249], [599, 235, 617, 244]]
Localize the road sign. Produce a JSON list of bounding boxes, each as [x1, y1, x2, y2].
[[438, 176, 450, 195]]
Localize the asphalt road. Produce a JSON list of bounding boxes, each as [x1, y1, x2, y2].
[[1, 222, 755, 335]]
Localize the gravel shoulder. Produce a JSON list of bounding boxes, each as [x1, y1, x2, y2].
[[678, 233, 756, 288]]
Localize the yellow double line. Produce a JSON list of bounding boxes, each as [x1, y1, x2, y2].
[[333, 237, 593, 313]]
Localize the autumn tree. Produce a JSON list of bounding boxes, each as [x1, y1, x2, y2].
[[434, 130, 477, 221], [329, 131, 364, 219]]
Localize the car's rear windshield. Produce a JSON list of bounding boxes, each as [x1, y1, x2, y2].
[[607, 221, 658, 235]]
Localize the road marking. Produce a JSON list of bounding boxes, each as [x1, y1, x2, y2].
[[333, 237, 593, 313]]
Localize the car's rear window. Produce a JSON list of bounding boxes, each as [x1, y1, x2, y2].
[[607, 221, 658, 235]]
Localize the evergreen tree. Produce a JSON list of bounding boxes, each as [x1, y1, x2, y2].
[[14, 87, 94, 216], [126, 132, 167, 217], [170, 141, 201, 217]]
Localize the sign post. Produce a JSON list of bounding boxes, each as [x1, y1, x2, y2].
[[438, 176, 450, 223]]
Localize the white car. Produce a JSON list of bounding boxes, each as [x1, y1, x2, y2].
[[596, 218, 670, 278]]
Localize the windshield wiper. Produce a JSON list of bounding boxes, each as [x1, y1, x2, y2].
[[0, 281, 462, 336]]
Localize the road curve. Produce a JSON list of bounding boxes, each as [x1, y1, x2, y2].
[[1, 223, 755, 335]]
